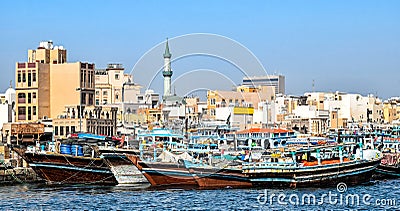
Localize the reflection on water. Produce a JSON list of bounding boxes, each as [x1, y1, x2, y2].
[[0, 179, 399, 210]]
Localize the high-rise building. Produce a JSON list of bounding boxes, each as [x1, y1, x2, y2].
[[15, 41, 95, 122], [242, 75, 285, 95]]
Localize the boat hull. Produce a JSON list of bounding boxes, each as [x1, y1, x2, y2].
[[244, 159, 381, 188], [15, 148, 117, 185], [375, 164, 400, 179], [102, 152, 148, 184], [374, 152, 400, 179], [140, 162, 197, 186], [126, 155, 196, 186], [190, 167, 252, 188]]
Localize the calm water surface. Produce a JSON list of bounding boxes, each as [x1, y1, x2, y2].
[[1, 179, 399, 210]]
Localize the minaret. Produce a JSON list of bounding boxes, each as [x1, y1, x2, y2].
[[163, 38, 172, 97]]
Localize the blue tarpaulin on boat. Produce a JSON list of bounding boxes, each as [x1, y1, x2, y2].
[[78, 133, 107, 140]]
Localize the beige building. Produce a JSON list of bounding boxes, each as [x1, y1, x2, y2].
[[95, 64, 139, 105], [15, 41, 95, 122], [383, 98, 400, 124], [53, 105, 118, 139], [15, 62, 49, 121], [207, 85, 275, 119], [51, 62, 95, 119], [28, 41, 67, 64]]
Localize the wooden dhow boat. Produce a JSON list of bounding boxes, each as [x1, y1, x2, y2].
[[374, 138, 400, 178], [127, 151, 197, 187], [12, 143, 118, 185], [242, 142, 382, 188]]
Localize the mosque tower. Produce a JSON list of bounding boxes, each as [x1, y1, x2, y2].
[[162, 39, 172, 97]]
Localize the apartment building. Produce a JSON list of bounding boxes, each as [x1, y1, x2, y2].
[[95, 64, 140, 105], [15, 41, 94, 122]]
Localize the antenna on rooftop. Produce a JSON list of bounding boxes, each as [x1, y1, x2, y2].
[[312, 79, 315, 92]]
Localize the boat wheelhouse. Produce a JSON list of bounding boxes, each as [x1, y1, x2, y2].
[[233, 128, 296, 150]]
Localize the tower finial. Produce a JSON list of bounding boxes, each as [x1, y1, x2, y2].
[[9, 80, 12, 88], [163, 38, 172, 58]]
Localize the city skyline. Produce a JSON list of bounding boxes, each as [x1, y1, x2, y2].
[[1, 1, 399, 99]]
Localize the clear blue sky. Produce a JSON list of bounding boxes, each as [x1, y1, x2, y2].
[[1, 1, 399, 99]]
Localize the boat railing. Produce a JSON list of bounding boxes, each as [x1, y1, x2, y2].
[[242, 161, 298, 170]]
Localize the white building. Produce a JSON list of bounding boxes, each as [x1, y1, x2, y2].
[[0, 85, 16, 139], [242, 75, 285, 95], [318, 92, 384, 124]]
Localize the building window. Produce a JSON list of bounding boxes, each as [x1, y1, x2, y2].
[[81, 93, 86, 105], [18, 107, 26, 120], [95, 99, 99, 105], [33, 92, 36, 99], [88, 94, 94, 105], [28, 107, 32, 120], [18, 106, 26, 115], [90, 72, 94, 88], [33, 106, 37, 115], [18, 63, 26, 68], [18, 71, 22, 82], [54, 126, 59, 135], [88, 71, 91, 85], [32, 71, 36, 82], [103, 91, 108, 96], [83, 70, 87, 87], [28, 93, 32, 104], [80, 70, 84, 86], [28, 72, 31, 87], [60, 126, 64, 136], [116, 94, 119, 100], [22, 71, 26, 82], [210, 109, 216, 116], [18, 93, 26, 103], [71, 126, 76, 133], [210, 98, 216, 105], [103, 99, 108, 105], [66, 126, 70, 135], [115, 74, 120, 80], [95, 91, 99, 95]]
